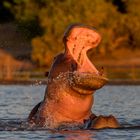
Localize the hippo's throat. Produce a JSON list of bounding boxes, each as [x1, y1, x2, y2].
[[78, 53, 99, 74], [67, 43, 99, 75]]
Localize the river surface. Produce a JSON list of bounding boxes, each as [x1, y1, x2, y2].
[[0, 85, 140, 140]]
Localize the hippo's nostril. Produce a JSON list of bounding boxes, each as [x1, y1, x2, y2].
[[92, 39, 99, 45], [82, 46, 85, 49]]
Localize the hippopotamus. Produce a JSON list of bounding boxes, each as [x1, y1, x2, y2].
[[28, 24, 120, 129]]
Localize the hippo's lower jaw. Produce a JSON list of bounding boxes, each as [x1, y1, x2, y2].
[[68, 71, 108, 94]]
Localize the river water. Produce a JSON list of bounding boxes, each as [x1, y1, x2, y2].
[[0, 85, 140, 140]]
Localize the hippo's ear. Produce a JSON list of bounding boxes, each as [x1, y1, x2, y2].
[[53, 56, 57, 61]]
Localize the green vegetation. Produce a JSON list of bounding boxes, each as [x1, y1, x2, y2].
[[2, 0, 140, 68]]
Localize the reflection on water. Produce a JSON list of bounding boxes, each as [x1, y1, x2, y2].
[[49, 130, 95, 140], [0, 85, 140, 139]]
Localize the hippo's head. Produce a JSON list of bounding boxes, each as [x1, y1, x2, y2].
[[47, 24, 108, 95]]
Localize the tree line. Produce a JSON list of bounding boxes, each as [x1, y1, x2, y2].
[[2, 0, 140, 67]]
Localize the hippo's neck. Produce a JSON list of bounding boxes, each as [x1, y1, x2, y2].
[[42, 81, 94, 127]]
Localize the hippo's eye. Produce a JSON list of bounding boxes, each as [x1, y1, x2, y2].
[[53, 56, 57, 60]]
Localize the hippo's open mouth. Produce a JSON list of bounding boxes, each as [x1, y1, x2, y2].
[[67, 27, 101, 74], [66, 27, 108, 94]]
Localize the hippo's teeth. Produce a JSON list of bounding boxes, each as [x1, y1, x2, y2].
[[72, 44, 76, 54], [77, 50, 82, 65]]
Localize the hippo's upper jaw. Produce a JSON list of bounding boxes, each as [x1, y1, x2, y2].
[[65, 27, 101, 74], [64, 26, 108, 94]]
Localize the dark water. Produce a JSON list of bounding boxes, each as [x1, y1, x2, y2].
[[0, 85, 140, 140]]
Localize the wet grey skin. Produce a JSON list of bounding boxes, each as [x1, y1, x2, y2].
[[28, 24, 112, 129]]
